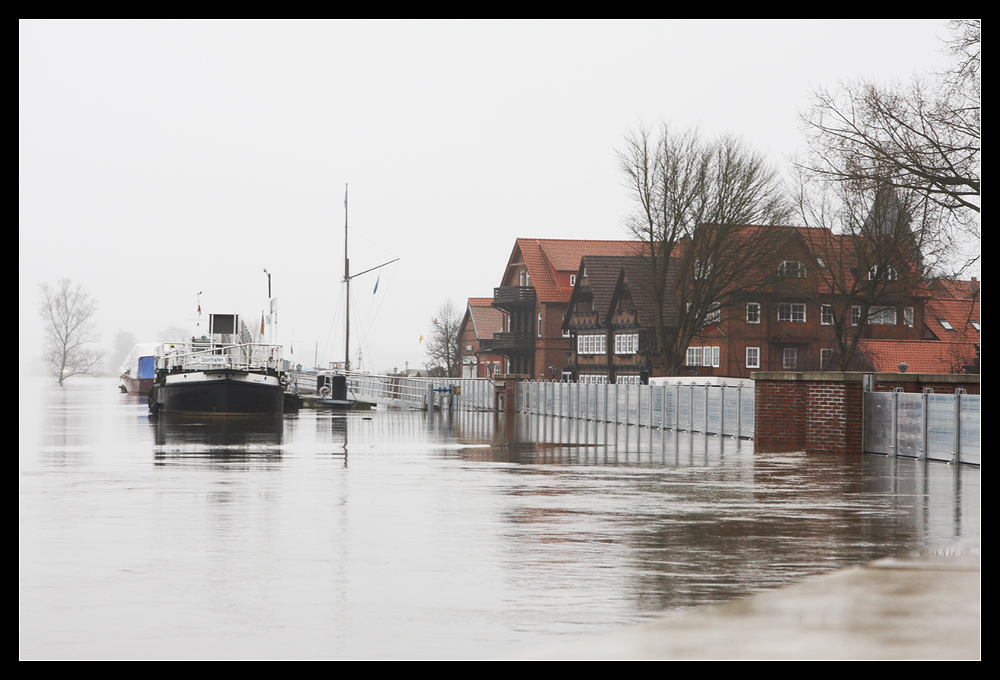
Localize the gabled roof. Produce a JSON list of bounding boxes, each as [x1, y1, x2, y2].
[[563, 254, 680, 330], [463, 297, 504, 340], [504, 238, 646, 304], [857, 339, 978, 374], [610, 256, 681, 328]]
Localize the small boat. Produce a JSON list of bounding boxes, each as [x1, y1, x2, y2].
[[148, 313, 285, 416], [119, 342, 159, 394]]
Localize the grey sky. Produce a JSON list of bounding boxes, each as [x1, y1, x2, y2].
[[19, 19, 958, 374]]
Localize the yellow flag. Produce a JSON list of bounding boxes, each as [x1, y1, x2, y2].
[[419, 334, 424, 343]]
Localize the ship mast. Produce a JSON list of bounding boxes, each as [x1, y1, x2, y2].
[[341, 184, 398, 373], [344, 184, 351, 371]]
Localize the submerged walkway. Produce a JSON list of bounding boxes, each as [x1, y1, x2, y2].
[[529, 537, 980, 660]]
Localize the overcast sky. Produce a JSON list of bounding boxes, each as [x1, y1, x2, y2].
[[20, 19, 960, 375]]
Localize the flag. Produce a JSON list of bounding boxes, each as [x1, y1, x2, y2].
[[373, 272, 379, 295], [419, 334, 424, 343], [261, 313, 265, 335]]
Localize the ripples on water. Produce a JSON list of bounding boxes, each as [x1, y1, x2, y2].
[[19, 377, 980, 659]]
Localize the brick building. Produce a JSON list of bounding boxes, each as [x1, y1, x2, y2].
[[457, 298, 505, 379], [491, 238, 644, 380]]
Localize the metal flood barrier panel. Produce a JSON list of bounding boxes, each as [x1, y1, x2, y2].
[[864, 391, 980, 466], [515, 381, 754, 439]]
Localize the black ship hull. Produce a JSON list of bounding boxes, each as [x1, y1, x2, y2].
[[150, 371, 283, 415]]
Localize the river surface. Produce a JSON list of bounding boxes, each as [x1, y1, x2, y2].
[[19, 376, 980, 659]]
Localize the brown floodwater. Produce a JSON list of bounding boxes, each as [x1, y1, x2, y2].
[[19, 377, 980, 659]]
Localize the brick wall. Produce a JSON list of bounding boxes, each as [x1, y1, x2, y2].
[[754, 371, 980, 455]]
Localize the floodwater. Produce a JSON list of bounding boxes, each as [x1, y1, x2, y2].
[[19, 376, 980, 659]]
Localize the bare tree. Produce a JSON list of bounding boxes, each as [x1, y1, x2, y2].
[[424, 299, 462, 378], [797, 175, 941, 371], [801, 20, 980, 264], [619, 124, 792, 375], [40, 278, 105, 386]]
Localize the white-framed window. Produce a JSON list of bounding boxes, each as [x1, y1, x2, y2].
[[904, 307, 914, 327], [569, 274, 576, 286], [693, 259, 713, 279], [821, 348, 835, 369], [537, 312, 542, 337], [869, 306, 897, 325], [821, 305, 834, 325], [709, 346, 720, 368], [777, 303, 806, 323], [616, 374, 641, 385], [577, 334, 607, 355], [783, 347, 798, 369], [686, 346, 703, 366], [579, 373, 608, 384], [778, 260, 807, 278], [851, 306, 862, 326], [747, 302, 760, 324], [939, 319, 954, 331], [746, 347, 760, 369], [562, 313, 570, 337], [868, 265, 898, 281], [817, 257, 826, 269], [614, 333, 639, 355]]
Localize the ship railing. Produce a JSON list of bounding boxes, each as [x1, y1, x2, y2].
[[155, 342, 283, 373]]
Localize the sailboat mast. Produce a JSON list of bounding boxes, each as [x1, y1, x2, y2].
[[344, 183, 350, 372]]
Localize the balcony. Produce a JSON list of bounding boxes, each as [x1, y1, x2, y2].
[[492, 332, 535, 353], [861, 324, 920, 340], [771, 321, 818, 340], [492, 286, 536, 310]]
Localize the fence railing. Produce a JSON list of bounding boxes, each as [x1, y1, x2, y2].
[[155, 341, 283, 373], [334, 373, 496, 411], [516, 381, 754, 438], [864, 391, 980, 465]]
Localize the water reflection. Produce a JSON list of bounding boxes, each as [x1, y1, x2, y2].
[[153, 414, 285, 453], [19, 377, 980, 659]]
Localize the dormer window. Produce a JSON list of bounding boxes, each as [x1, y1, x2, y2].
[[778, 260, 807, 278], [868, 265, 898, 281]]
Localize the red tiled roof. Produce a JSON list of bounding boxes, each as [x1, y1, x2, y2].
[[928, 278, 980, 300], [857, 339, 978, 374], [466, 298, 504, 339], [507, 238, 646, 303], [923, 278, 980, 346]]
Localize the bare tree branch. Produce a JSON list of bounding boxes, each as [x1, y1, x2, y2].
[[39, 278, 105, 386], [424, 299, 462, 378], [619, 124, 792, 375], [799, 20, 980, 266]]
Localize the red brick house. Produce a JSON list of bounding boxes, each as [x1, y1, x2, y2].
[[458, 298, 505, 379], [683, 225, 931, 376], [491, 238, 644, 380], [562, 255, 680, 383]]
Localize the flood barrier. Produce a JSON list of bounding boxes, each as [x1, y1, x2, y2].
[[864, 390, 980, 465]]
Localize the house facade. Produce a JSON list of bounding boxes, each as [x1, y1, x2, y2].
[[683, 226, 930, 377], [458, 298, 505, 379], [491, 239, 644, 380], [562, 255, 679, 383], [559, 226, 955, 380]]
